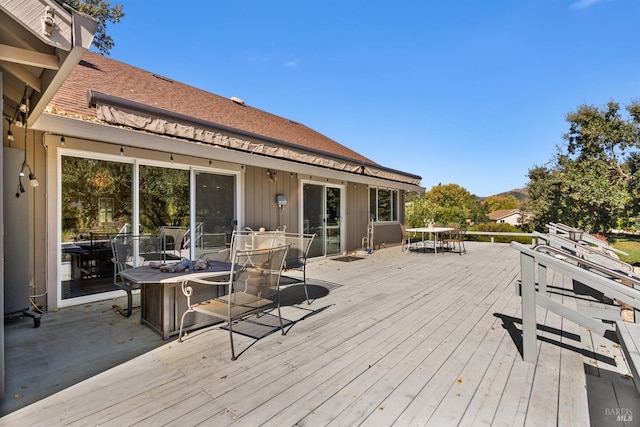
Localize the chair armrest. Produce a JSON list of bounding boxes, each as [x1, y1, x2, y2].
[[181, 273, 230, 306]]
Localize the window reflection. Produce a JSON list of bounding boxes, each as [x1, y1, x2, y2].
[[60, 156, 132, 299], [140, 166, 190, 254]]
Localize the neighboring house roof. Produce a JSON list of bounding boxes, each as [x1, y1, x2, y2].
[[46, 52, 422, 187], [488, 209, 522, 221]]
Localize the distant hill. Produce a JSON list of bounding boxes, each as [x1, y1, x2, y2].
[[477, 188, 528, 202], [496, 188, 528, 202]]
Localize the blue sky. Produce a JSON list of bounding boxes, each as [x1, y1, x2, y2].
[[106, 0, 639, 197]]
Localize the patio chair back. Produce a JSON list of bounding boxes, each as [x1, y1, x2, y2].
[[226, 230, 316, 303], [443, 228, 466, 254], [279, 232, 315, 303], [400, 224, 421, 252], [110, 234, 165, 272], [178, 244, 290, 360], [109, 233, 165, 317], [160, 226, 188, 254]]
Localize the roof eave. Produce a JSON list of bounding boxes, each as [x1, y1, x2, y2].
[[34, 112, 426, 193]]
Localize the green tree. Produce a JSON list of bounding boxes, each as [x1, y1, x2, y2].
[[482, 195, 520, 213], [405, 183, 481, 227], [62, 0, 124, 54], [527, 100, 640, 233]]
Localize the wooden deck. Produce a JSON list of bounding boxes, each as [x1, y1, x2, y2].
[[1, 242, 636, 426]]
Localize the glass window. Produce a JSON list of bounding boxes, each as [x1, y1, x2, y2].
[[194, 171, 236, 259], [369, 187, 398, 222], [369, 188, 376, 221], [59, 154, 239, 304], [98, 198, 114, 225], [60, 156, 132, 299], [139, 165, 190, 234], [378, 189, 391, 221]]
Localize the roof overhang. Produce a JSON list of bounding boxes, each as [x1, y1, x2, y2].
[[0, 0, 97, 126], [34, 111, 426, 193]]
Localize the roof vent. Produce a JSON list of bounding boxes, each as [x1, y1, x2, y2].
[[230, 96, 245, 106]]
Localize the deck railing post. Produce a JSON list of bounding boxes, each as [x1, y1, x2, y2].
[[520, 252, 538, 363]]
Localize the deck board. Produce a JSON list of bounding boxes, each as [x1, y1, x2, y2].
[[1, 241, 626, 426]]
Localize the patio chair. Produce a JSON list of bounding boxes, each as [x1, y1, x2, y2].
[[280, 232, 316, 304], [443, 228, 466, 254], [199, 230, 315, 302], [178, 244, 290, 360], [400, 224, 422, 252], [109, 234, 164, 317], [161, 226, 188, 255]]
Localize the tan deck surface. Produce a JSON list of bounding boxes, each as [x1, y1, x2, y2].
[[1, 242, 637, 426]]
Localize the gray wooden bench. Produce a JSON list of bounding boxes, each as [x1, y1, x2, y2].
[[616, 321, 640, 394]]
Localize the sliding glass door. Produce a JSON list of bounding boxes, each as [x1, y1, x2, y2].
[[60, 156, 132, 299], [303, 182, 343, 257], [193, 171, 237, 259], [59, 152, 238, 304]]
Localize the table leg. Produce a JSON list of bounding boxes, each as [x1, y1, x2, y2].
[[434, 232, 438, 255]]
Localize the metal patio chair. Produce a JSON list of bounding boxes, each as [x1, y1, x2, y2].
[[278, 232, 316, 304], [400, 224, 422, 252], [109, 233, 164, 317], [202, 230, 316, 303], [178, 244, 290, 360]]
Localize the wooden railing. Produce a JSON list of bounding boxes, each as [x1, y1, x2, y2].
[[511, 240, 640, 393], [465, 231, 539, 244]]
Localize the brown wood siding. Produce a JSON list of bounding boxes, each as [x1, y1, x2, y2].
[[243, 166, 299, 232], [345, 184, 369, 252], [344, 186, 404, 252]]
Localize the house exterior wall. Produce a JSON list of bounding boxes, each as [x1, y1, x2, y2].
[[345, 183, 369, 252], [34, 133, 407, 309], [243, 166, 300, 233], [496, 214, 522, 226], [1, 127, 47, 315]]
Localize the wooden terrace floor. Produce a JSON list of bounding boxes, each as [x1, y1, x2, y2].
[[2, 242, 636, 426]]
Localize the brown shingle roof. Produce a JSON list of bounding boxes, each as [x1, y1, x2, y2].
[[49, 52, 377, 166]]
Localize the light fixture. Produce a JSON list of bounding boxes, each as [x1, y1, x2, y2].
[[17, 161, 38, 194], [267, 169, 277, 183], [120, 146, 124, 156], [14, 114, 25, 128], [170, 153, 174, 163], [14, 85, 38, 198], [60, 136, 65, 146], [29, 172, 39, 187]]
